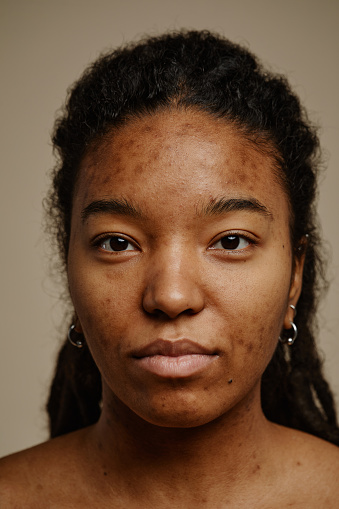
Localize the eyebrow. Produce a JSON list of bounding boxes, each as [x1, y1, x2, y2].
[[81, 198, 142, 222], [81, 196, 272, 223], [200, 197, 272, 218]]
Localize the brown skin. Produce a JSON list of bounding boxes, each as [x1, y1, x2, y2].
[[1, 109, 338, 508]]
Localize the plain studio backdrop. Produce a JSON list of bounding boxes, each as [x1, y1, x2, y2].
[[1, 0, 338, 457]]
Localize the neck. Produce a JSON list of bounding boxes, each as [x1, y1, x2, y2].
[[85, 382, 277, 506]]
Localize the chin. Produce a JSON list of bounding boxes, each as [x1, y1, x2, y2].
[[131, 391, 230, 429]]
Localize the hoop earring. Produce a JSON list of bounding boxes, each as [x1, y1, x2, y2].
[[279, 321, 298, 346], [68, 325, 85, 348]]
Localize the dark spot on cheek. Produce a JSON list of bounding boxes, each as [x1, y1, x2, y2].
[[296, 461, 301, 466], [228, 379, 233, 384], [104, 471, 108, 476], [252, 464, 261, 474], [246, 342, 254, 353]]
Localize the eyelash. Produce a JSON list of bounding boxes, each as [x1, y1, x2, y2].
[[93, 232, 256, 254], [209, 232, 256, 252], [93, 234, 139, 253]]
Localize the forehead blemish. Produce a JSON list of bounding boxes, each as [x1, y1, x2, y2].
[[73, 109, 288, 234]]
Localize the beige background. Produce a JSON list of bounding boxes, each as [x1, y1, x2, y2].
[[1, 0, 338, 457]]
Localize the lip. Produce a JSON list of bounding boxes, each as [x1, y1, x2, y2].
[[131, 339, 219, 378]]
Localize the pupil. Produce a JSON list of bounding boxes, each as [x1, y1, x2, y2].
[[109, 237, 128, 251], [221, 236, 239, 250]]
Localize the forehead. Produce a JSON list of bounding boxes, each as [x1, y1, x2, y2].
[[74, 109, 286, 214]]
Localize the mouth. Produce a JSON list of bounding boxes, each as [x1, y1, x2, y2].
[[131, 339, 219, 378]]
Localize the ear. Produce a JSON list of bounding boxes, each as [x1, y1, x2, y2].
[[283, 252, 305, 329], [74, 314, 84, 334]]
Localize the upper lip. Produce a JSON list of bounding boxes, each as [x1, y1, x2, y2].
[[131, 339, 217, 358]]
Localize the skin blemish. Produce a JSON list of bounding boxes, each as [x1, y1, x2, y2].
[[246, 343, 254, 353], [68, 108, 295, 435], [252, 464, 261, 474]]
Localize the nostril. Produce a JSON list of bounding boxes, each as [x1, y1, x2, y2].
[[146, 306, 198, 320]]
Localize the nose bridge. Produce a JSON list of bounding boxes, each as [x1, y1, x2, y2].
[[142, 241, 204, 318]]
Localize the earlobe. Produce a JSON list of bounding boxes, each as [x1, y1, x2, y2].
[[74, 315, 84, 334]]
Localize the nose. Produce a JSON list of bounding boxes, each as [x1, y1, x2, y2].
[[142, 249, 205, 319]]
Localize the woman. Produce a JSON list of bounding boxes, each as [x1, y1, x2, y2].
[[1, 30, 338, 507]]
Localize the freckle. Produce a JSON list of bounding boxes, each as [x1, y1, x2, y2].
[[104, 471, 108, 476], [252, 464, 261, 473], [228, 379, 233, 384], [121, 138, 135, 149], [252, 452, 257, 459], [246, 343, 254, 353], [296, 461, 301, 466], [101, 174, 112, 185], [150, 150, 160, 161], [132, 163, 144, 174], [203, 386, 209, 391]]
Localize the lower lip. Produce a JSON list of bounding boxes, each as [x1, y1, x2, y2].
[[134, 354, 218, 378]]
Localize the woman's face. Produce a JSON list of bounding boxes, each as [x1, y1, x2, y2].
[[68, 109, 303, 427]]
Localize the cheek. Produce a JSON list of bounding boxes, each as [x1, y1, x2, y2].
[[211, 257, 291, 364], [68, 258, 140, 354]]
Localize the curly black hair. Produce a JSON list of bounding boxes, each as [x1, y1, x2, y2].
[[46, 30, 339, 444]]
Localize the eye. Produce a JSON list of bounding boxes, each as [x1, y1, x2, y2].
[[98, 235, 137, 252], [211, 234, 251, 251]]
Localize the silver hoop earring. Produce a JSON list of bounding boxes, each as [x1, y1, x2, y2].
[[68, 325, 84, 348], [279, 321, 298, 346]]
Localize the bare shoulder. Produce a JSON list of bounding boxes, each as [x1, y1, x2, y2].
[[0, 429, 90, 508], [273, 425, 339, 507]]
